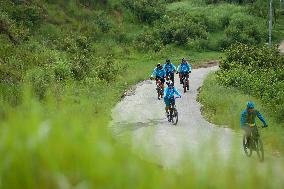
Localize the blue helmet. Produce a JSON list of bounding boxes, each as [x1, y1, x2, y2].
[[247, 101, 254, 109]]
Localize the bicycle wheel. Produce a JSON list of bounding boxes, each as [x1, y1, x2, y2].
[[243, 135, 252, 157], [168, 108, 172, 122], [172, 109, 178, 125], [256, 138, 264, 162]]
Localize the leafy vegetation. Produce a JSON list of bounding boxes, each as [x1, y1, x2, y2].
[[199, 73, 284, 153], [217, 44, 284, 121], [0, 0, 284, 188]]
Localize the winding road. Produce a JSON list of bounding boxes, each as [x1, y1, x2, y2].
[[111, 66, 284, 173]]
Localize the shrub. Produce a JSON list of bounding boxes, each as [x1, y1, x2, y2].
[[71, 54, 92, 81], [135, 30, 163, 52], [135, 12, 208, 51], [53, 58, 72, 82], [96, 55, 119, 83], [224, 13, 266, 46], [11, 4, 44, 29], [122, 0, 166, 23], [25, 67, 53, 99], [217, 44, 284, 121]]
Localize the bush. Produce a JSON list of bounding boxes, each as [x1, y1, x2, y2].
[[217, 44, 284, 121], [135, 30, 163, 52], [53, 58, 72, 82], [135, 12, 208, 51], [96, 55, 120, 83], [71, 54, 92, 81], [122, 0, 166, 23], [25, 67, 53, 99], [11, 4, 45, 29], [224, 13, 266, 46], [157, 13, 208, 45]]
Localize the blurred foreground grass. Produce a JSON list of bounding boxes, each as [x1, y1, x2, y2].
[[1, 90, 284, 189], [1, 57, 284, 189]]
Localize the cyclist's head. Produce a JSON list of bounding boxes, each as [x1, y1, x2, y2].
[[182, 58, 186, 63], [157, 63, 162, 69], [247, 101, 254, 112], [166, 59, 170, 64]]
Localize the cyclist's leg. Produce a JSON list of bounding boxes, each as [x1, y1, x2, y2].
[[155, 76, 160, 85], [164, 97, 170, 114], [179, 73, 182, 84], [170, 72, 174, 83], [186, 72, 189, 89], [161, 77, 165, 85], [243, 126, 251, 147], [180, 72, 184, 84]]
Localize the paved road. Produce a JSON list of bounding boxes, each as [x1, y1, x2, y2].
[[111, 66, 284, 174]]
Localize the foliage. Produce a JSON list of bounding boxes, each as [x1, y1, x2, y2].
[[199, 73, 284, 151], [223, 13, 266, 47], [122, 0, 166, 23], [217, 44, 284, 121]]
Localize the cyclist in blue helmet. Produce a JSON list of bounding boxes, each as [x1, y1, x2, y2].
[[240, 101, 268, 148], [177, 58, 192, 85], [163, 59, 176, 83], [151, 63, 166, 84], [164, 81, 181, 116]]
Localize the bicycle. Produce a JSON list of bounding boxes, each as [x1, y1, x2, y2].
[[181, 72, 190, 93], [243, 124, 265, 162], [155, 79, 164, 100], [167, 96, 180, 125], [166, 71, 175, 84]]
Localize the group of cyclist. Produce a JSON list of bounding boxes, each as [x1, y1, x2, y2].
[[150, 58, 192, 117], [149, 58, 269, 153]]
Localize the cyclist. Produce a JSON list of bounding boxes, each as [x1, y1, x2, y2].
[[151, 63, 166, 84], [177, 58, 192, 85], [164, 81, 181, 116], [163, 59, 176, 83], [240, 101, 268, 148]]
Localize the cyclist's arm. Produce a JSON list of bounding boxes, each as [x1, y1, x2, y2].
[[174, 88, 181, 97], [240, 110, 246, 128], [172, 64, 177, 71], [186, 63, 191, 72], [151, 68, 156, 78], [163, 69, 167, 77], [188, 64, 192, 72], [164, 88, 169, 96], [256, 110, 268, 126], [177, 65, 181, 72]]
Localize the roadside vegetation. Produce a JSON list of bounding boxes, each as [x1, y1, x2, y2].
[[199, 44, 284, 153], [0, 0, 284, 188]]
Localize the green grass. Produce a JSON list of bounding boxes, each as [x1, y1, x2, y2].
[[1, 1, 284, 188], [1, 72, 284, 188], [199, 73, 284, 154]]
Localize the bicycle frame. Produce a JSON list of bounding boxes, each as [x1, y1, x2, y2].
[[167, 97, 180, 125], [243, 125, 264, 161]]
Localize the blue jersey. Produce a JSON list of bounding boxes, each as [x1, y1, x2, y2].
[[164, 87, 181, 99], [240, 109, 267, 128], [151, 68, 166, 78], [163, 63, 176, 74], [178, 63, 191, 73]]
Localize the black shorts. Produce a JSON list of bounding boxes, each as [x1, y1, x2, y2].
[[166, 72, 174, 79], [180, 72, 189, 78], [156, 76, 165, 84]]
